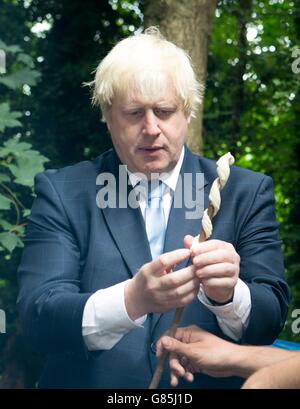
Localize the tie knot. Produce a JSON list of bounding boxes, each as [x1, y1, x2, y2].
[[147, 180, 164, 203]]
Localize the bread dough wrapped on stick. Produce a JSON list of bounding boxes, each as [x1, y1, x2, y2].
[[192, 152, 235, 246]]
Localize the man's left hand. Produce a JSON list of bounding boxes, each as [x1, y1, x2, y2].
[[184, 235, 240, 304]]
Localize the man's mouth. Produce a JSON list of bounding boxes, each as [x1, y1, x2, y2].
[[139, 146, 164, 152]]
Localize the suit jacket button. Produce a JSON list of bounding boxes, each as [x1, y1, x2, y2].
[[150, 341, 157, 354]]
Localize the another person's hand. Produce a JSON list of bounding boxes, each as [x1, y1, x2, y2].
[[242, 354, 300, 389], [242, 366, 275, 389], [156, 325, 239, 387], [125, 249, 200, 320], [185, 235, 240, 304]]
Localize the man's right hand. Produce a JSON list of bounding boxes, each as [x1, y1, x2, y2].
[[125, 248, 199, 320]]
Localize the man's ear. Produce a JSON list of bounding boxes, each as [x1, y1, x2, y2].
[[187, 114, 192, 124]]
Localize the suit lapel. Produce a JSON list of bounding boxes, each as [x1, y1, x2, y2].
[[96, 150, 152, 277]]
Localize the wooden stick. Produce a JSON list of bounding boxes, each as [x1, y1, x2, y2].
[[148, 152, 234, 389]]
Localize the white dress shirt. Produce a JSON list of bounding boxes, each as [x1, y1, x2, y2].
[[82, 147, 251, 350]]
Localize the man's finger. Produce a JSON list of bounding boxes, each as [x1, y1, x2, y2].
[[146, 248, 191, 277], [190, 239, 229, 257], [184, 235, 194, 249], [195, 263, 238, 280], [161, 336, 191, 358], [193, 249, 237, 268], [159, 267, 198, 290]]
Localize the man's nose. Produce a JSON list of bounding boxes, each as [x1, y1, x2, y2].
[[142, 110, 161, 136]]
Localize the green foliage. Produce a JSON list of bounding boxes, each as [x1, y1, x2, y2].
[[0, 39, 49, 257], [0, 25, 49, 387], [0, 67, 40, 90], [205, 0, 300, 342], [1, 138, 48, 187], [0, 103, 22, 131], [0, 40, 40, 90], [0, 136, 49, 253]]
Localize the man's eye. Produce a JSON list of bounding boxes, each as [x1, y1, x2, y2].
[[154, 109, 174, 118], [127, 110, 143, 117]]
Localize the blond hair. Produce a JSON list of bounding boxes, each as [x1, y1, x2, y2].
[[89, 27, 203, 119]]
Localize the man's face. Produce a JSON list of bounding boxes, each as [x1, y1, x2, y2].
[[106, 90, 190, 176]]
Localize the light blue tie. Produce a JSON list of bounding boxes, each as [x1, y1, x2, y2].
[[145, 180, 166, 260]]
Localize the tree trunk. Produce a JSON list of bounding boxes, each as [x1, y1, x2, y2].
[[231, 0, 252, 157], [144, 0, 217, 155]]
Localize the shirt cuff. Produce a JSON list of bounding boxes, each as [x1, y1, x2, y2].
[[82, 279, 147, 350], [198, 278, 251, 341]]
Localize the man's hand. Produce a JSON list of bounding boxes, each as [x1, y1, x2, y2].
[[156, 325, 239, 387], [185, 235, 240, 304], [125, 248, 200, 320]]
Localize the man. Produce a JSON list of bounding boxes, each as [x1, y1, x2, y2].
[[17, 27, 290, 388], [157, 326, 300, 389]]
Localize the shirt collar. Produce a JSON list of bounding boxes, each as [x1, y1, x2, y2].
[[128, 146, 185, 193]]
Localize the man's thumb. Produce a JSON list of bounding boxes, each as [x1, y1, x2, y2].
[[161, 336, 189, 356]]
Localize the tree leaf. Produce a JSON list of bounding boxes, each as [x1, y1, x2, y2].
[[16, 53, 34, 68], [7, 150, 49, 186], [22, 209, 31, 218], [0, 67, 41, 90], [0, 103, 22, 132], [0, 138, 32, 157], [0, 232, 21, 253], [0, 173, 11, 183], [0, 193, 12, 210], [10, 224, 25, 236], [0, 39, 22, 54], [0, 219, 13, 230]]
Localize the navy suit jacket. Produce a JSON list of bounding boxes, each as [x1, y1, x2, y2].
[[17, 147, 290, 388]]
